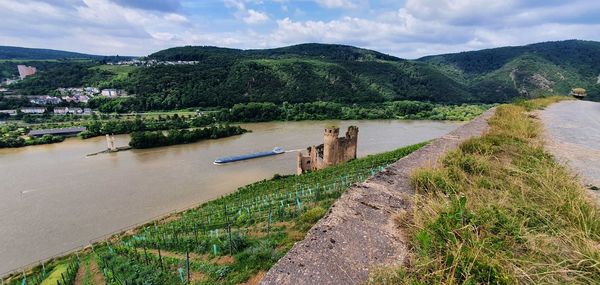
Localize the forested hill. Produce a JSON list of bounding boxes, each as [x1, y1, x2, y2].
[[0, 46, 135, 62], [419, 40, 600, 75], [148, 43, 403, 62], [419, 40, 600, 101], [5, 40, 600, 111], [0, 46, 102, 60], [107, 43, 473, 109]]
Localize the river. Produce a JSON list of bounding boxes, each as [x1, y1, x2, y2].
[[0, 119, 462, 274]]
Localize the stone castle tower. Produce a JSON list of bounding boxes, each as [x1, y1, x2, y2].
[[297, 126, 358, 174]]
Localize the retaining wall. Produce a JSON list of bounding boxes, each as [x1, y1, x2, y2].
[[261, 108, 496, 284]]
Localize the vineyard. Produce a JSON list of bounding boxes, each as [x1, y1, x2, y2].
[[2, 142, 425, 285]]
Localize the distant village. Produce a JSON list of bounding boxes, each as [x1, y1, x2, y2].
[[0, 64, 127, 119], [107, 59, 199, 66]]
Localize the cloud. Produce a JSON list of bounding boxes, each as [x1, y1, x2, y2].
[[109, 0, 182, 12], [164, 13, 189, 24], [0, 0, 190, 55], [243, 9, 269, 24], [314, 0, 356, 9], [2, 0, 600, 58], [224, 0, 246, 10], [224, 0, 269, 25]]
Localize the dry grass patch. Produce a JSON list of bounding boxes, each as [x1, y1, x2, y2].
[[370, 97, 600, 284]]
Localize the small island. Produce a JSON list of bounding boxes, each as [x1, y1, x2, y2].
[[128, 124, 248, 149]]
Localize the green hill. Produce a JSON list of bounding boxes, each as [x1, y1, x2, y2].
[[120, 41, 600, 109], [148, 43, 402, 62], [5, 40, 600, 111], [0, 46, 104, 60], [420, 40, 600, 100], [106, 43, 473, 109]]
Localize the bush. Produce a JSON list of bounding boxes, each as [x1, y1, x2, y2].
[[295, 206, 327, 231]]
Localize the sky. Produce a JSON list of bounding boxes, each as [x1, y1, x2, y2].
[[1, 0, 600, 58]]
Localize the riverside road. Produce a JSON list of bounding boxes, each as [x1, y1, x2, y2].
[[540, 100, 600, 200]]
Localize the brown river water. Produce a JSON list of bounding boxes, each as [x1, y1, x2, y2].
[[0, 119, 462, 274]]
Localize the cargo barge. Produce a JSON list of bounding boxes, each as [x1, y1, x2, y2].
[[214, 147, 285, 164]]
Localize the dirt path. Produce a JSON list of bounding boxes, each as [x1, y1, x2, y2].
[[73, 260, 86, 285], [88, 259, 105, 285], [136, 248, 234, 265], [539, 100, 600, 203], [261, 109, 496, 284], [242, 271, 266, 285], [137, 248, 204, 260]]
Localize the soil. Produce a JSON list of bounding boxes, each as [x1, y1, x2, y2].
[[88, 259, 105, 285], [73, 261, 86, 285], [241, 271, 266, 285], [213, 255, 235, 265]]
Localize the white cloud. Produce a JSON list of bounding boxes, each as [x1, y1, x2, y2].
[[243, 9, 269, 24], [224, 0, 246, 10], [315, 0, 356, 9], [1, 0, 600, 58], [164, 13, 188, 24]]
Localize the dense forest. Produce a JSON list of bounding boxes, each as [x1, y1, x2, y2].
[[2, 40, 599, 112], [0, 46, 101, 60], [218, 101, 490, 122], [420, 40, 600, 100], [7, 61, 114, 94], [0, 46, 132, 61]]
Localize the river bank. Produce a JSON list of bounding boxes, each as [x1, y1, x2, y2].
[[0, 101, 490, 149], [0, 119, 462, 275]]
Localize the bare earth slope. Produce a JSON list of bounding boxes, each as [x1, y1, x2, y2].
[[261, 109, 495, 284], [540, 100, 600, 202]]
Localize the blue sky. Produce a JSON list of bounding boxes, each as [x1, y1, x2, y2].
[[1, 0, 600, 58]]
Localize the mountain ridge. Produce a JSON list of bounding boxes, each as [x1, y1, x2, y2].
[[3, 40, 600, 110], [0, 45, 136, 60]]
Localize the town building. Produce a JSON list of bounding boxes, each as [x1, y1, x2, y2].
[[17, 65, 36, 79], [76, 95, 90, 103], [30, 95, 62, 105], [84, 87, 99, 94], [297, 126, 358, 174], [53, 107, 69, 115], [53, 107, 85, 115], [20, 107, 46, 114], [101, 89, 121, 97], [28, 127, 86, 137], [0, 109, 17, 116], [61, 95, 89, 103]]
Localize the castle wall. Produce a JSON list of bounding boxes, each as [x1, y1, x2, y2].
[[297, 126, 358, 174]]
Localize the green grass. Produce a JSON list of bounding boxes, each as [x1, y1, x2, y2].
[[3, 142, 426, 284], [90, 142, 425, 284], [370, 96, 600, 284], [91, 64, 138, 82], [39, 264, 68, 285]]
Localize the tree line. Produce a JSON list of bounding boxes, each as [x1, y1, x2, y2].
[[129, 125, 247, 149]]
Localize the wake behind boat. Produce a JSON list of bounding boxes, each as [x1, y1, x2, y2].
[[214, 147, 285, 164]]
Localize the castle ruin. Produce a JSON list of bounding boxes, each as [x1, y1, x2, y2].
[[297, 126, 358, 174]]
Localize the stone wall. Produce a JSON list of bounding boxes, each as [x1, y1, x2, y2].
[[263, 108, 495, 284], [297, 126, 358, 174]]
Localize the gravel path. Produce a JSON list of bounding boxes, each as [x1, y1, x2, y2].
[[540, 100, 600, 202], [261, 108, 496, 285]]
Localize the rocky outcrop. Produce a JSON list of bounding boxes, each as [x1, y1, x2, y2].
[[261, 108, 496, 285], [529, 73, 554, 91]]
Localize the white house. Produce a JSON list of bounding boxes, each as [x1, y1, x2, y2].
[[20, 107, 46, 114], [101, 89, 121, 98]]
